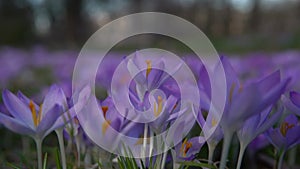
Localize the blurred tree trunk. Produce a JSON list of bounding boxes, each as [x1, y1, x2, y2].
[[0, 1, 34, 46], [204, 0, 214, 35], [249, 0, 260, 32], [298, 1, 300, 29], [65, 0, 83, 46], [222, 0, 232, 36]]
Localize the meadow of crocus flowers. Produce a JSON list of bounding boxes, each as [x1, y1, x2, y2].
[[1, 47, 300, 169]]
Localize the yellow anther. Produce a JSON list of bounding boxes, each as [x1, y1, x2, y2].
[[211, 117, 217, 127], [180, 138, 187, 154], [280, 122, 295, 137], [154, 96, 163, 117], [29, 101, 38, 127], [146, 60, 152, 78], [180, 138, 192, 157], [102, 120, 111, 135], [229, 83, 236, 103], [37, 104, 43, 125]]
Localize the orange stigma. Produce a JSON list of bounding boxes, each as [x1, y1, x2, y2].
[[280, 122, 295, 137], [180, 138, 193, 157], [101, 106, 108, 118], [102, 120, 111, 135], [29, 100, 42, 127]]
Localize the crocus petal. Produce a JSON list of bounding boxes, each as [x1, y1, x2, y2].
[[237, 112, 262, 145], [198, 66, 211, 99], [49, 85, 91, 131], [248, 134, 269, 151], [77, 96, 121, 151], [218, 56, 240, 95], [224, 85, 260, 131], [257, 70, 280, 93], [286, 126, 300, 149], [186, 136, 206, 156], [17, 91, 39, 108], [127, 58, 146, 85], [2, 89, 34, 129], [284, 114, 298, 125], [290, 91, 300, 108], [256, 78, 290, 113], [42, 84, 67, 118], [147, 61, 164, 89], [0, 112, 35, 136], [256, 107, 283, 136], [176, 136, 206, 160], [150, 95, 178, 132], [266, 129, 286, 150], [48, 107, 76, 132], [283, 95, 300, 116], [37, 104, 62, 137], [197, 110, 206, 128]]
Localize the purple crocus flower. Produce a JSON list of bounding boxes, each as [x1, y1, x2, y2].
[[77, 95, 143, 154], [0, 85, 62, 169], [288, 91, 300, 115], [267, 98, 300, 151], [218, 58, 288, 134], [0, 85, 67, 139], [0, 85, 90, 169], [174, 136, 206, 161], [266, 114, 300, 169], [248, 134, 270, 152], [236, 105, 283, 169], [125, 51, 182, 100], [212, 57, 289, 169]]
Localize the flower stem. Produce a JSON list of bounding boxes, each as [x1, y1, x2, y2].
[[219, 132, 233, 169], [208, 143, 216, 164], [149, 130, 154, 158], [55, 129, 67, 169], [75, 135, 81, 167], [288, 147, 296, 166], [276, 151, 285, 169], [35, 138, 43, 169], [161, 144, 167, 169], [142, 123, 148, 163], [236, 143, 246, 169]]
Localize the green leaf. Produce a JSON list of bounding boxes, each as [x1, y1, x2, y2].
[[43, 153, 48, 169], [54, 148, 62, 169], [6, 163, 21, 169]]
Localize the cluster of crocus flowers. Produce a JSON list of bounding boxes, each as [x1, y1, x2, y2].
[[0, 85, 90, 169], [2, 49, 300, 169], [197, 56, 290, 169]]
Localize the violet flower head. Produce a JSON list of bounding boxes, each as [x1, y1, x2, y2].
[[174, 136, 206, 161], [248, 134, 270, 152], [282, 91, 300, 117], [266, 114, 300, 152], [213, 56, 289, 169], [237, 105, 283, 148], [0, 84, 89, 140], [217, 57, 289, 134]]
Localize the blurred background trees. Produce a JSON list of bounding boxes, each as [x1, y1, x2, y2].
[[0, 0, 299, 52]]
